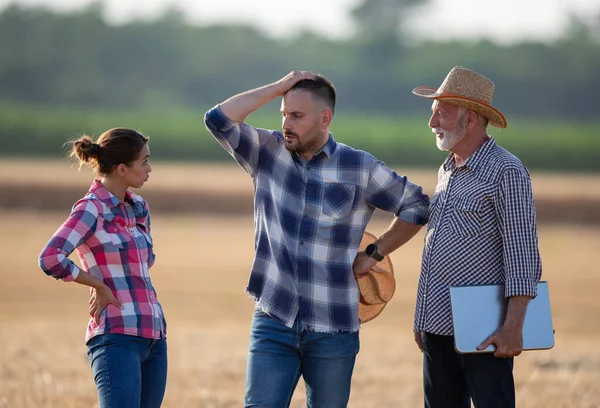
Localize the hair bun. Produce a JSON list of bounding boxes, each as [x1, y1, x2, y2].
[[74, 136, 102, 160], [87, 142, 102, 157]]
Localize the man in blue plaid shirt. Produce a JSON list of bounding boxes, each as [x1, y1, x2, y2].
[[204, 70, 430, 408]]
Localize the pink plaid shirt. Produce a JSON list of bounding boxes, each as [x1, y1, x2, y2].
[[39, 180, 166, 342]]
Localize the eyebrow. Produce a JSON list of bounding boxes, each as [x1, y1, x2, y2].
[[432, 105, 448, 114]]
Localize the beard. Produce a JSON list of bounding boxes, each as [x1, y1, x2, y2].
[[283, 124, 323, 155], [432, 113, 467, 151]]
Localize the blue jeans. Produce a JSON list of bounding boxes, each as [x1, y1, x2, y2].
[[245, 309, 360, 408], [87, 333, 168, 408], [423, 333, 515, 408]]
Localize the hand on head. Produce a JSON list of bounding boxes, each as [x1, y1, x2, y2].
[[277, 70, 317, 95]]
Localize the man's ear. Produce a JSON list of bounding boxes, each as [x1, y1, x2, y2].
[[322, 109, 333, 127], [467, 110, 478, 128]]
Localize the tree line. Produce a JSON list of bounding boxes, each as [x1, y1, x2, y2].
[[0, 2, 599, 119]]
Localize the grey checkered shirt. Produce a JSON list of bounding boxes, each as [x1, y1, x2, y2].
[[414, 136, 542, 335]]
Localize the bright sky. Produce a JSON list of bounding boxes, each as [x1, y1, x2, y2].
[[1, 0, 599, 44]]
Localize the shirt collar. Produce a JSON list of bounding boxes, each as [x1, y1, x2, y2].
[[90, 179, 122, 208], [292, 132, 337, 163], [89, 179, 147, 218], [443, 136, 496, 172], [316, 133, 336, 159]]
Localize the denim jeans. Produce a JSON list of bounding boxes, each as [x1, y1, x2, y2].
[[423, 333, 515, 408], [245, 309, 360, 408], [87, 333, 168, 408]]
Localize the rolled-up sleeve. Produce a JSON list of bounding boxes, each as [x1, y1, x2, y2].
[[204, 105, 280, 177], [366, 160, 430, 225], [497, 168, 542, 298], [38, 200, 98, 282]]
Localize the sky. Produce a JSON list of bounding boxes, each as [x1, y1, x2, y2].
[[1, 0, 599, 44]]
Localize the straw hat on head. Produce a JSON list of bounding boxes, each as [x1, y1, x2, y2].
[[412, 66, 507, 128], [357, 231, 396, 324]]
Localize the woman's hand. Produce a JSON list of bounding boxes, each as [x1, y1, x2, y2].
[[89, 285, 123, 325]]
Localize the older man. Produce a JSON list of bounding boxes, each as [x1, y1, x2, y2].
[[411, 66, 542, 408]]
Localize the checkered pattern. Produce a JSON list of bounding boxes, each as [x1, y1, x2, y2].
[[205, 106, 430, 332], [414, 137, 542, 335], [39, 180, 166, 342]]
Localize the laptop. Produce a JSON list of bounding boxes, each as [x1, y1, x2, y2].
[[449, 281, 555, 354]]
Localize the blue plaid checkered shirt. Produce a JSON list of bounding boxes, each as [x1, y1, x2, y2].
[[205, 106, 430, 332], [414, 137, 542, 336]]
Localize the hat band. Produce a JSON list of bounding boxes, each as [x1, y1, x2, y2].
[[436, 89, 492, 106]]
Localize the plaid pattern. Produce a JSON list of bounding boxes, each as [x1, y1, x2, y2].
[[39, 180, 166, 342], [414, 137, 542, 335], [205, 106, 430, 332]]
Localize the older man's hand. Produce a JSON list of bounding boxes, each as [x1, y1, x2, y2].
[[477, 324, 524, 358]]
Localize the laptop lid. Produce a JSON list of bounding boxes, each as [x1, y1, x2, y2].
[[449, 281, 555, 354]]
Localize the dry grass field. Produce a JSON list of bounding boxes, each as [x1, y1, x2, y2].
[[1, 161, 599, 407]]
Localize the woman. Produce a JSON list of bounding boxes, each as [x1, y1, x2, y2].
[[38, 128, 167, 408]]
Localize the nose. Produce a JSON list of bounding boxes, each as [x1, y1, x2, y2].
[[428, 113, 438, 129], [147, 164, 152, 173], [282, 116, 292, 132]]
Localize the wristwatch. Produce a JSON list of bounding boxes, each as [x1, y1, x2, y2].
[[365, 243, 384, 262]]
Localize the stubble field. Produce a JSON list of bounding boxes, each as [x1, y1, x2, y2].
[[0, 160, 599, 407]]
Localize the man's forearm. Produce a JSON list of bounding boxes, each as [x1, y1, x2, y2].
[[375, 217, 423, 256], [503, 295, 531, 330], [220, 82, 282, 123]]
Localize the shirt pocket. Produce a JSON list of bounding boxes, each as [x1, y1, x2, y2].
[[102, 220, 126, 250], [136, 222, 153, 246], [449, 197, 483, 237], [321, 183, 357, 220], [136, 222, 155, 265]]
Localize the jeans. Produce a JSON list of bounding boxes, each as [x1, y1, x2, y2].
[[87, 333, 168, 408], [245, 309, 360, 408], [423, 333, 515, 408]]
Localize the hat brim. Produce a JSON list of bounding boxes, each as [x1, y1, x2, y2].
[[357, 231, 395, 324], [412, 86, 507, 129], [359, 298, 388, 323]]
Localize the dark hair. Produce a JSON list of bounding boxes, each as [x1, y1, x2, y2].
[[68, 128, 149, 177], [289, 74, 336, 115]]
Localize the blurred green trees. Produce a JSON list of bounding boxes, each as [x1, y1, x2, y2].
[[1, 2, 598, 117], [0, 2, 598, 170]]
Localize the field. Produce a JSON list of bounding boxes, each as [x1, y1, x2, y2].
[[1, 162, 599, 407]]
